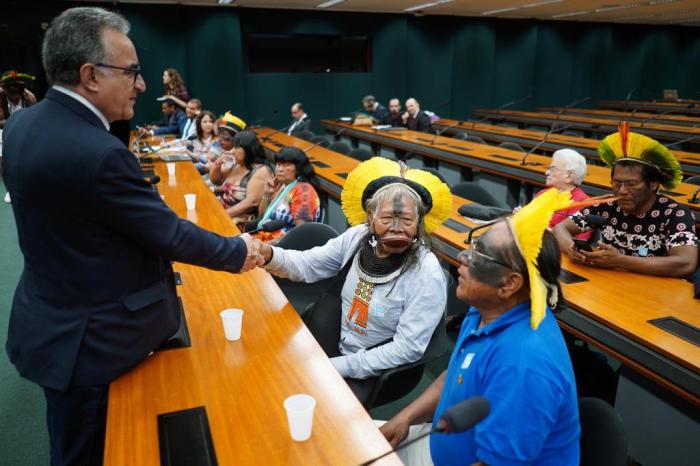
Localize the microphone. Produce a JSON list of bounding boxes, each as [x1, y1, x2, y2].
[[244, 218, 286, 234], [690, 187, 700, 204], [261, 125, 290, 142], [623, 88, 637, 111], [520, 124, 575, 166], [429, 120, 464, 145], [358, 397, 490, 466], [471, 95, 533, 128], [303, 139, 326, 153], [665, 135, 700, 148], [458, 204, 511, 221], [553, 96, 590, 121], [249, 109, 279, 128], [147, 175, 161, 185], [639, 103, 694, 127]]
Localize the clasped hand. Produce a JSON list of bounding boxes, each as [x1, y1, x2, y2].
[[238, 233, 265, 272], [566, 242, 623, 269]]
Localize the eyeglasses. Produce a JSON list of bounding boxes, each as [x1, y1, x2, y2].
[[611, 179, 644, 189], [457, 243, 512, 270], [94, 63, 142, 84]]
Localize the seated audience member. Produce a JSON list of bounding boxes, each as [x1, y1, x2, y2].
[[379, 190, 580, 466], [1, 70, 37, 204], [255, 147, 321, 241], [181, 98, 202, 140], [402, 97, 431, 133], [162, 67, 189, 108], [255, 157, 451, 403], [147, 98, 186, 137], [287, 102, 312, 136], [382, 98, 403, 127], [209, 117, 274, 224], [362, 95, 388, 123], [554, 123, 697, 278], [539, 148, 592, 240], [0, 70, 37, 128], [189, 110, 220, 174]]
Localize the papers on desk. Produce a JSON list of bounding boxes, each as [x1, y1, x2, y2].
[[461, 215, 493, 225], [373, 125, 407, 131], [160, 154, 192, 162]]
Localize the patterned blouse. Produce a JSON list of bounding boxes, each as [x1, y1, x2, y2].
[[257, 182, 321, 241], [572, 196, 697, 257]]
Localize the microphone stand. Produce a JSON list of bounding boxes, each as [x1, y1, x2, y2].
[[357, 425, 447, 466], [249, 109, 279, 128], [261, 126, 290, 142], [553, 96, 591, 122], [471, 95, 533, 128], [520, 124, 575, 166], [429, 120, 464, 145], [623, 88, 637, 112], [639, 103, 695, 127], [690, 186, 700, 204]]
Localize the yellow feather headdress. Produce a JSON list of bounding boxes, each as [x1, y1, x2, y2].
[[507, 189, 573, 330], [598, 121, 682, 190], [341, 157, 451, 233]]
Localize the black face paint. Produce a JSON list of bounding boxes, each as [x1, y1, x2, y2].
[[391, 195, 405, 229]]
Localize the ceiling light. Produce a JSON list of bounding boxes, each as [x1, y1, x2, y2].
[[317, 0, 346, 7], [481, 7, 520, 15], [403, 0, 455, 13], [595, 3, 643, 13]]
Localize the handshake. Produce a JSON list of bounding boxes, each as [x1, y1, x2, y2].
[[238, 234, 271, 273]]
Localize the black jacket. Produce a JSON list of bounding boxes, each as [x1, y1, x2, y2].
[[2, 89, 247, 390], [288, 116, 312, 136], [406, 111, 432, 133]]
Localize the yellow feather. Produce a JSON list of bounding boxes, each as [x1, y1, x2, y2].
[[510, 189, 573, 329], [341, 157, 400, 226], [405, 168, 452, 233]]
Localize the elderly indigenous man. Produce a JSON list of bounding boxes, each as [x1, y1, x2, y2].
[[2, 8, 262, 466], [379, 189, 581, 466], [0, 70, 37, 128], [255, 157, 452, 403], [554, 122, 697, 278]]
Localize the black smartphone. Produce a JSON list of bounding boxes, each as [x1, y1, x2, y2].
[[573, 239, 594, 252]]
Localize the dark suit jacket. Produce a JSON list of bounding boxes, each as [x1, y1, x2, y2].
[[2, 89, 247, 390], [152, 109, 187, 137], [406, 111, 432, 133], [288, 116, 312, 136]]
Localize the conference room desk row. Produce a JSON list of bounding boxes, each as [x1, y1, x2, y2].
[[601, 99, 700, 116], [538, 107, 700, 128], [256, 127, 700, 466], [471, 108, 700, 145], [431, 118, 700, 177], [320, 120, 700, 219], [104, 159, 401, 466]]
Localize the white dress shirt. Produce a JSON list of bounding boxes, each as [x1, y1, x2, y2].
[[53, 85, 110, 131]]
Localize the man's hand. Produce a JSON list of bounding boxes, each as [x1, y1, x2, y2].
[[580, 242, 624, 269], [563, 242, 588, 264], [379, 416, 411, 449], [239, 233, 264, 272]]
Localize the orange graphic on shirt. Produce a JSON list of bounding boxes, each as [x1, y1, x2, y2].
[[346, 279, 374, 334]]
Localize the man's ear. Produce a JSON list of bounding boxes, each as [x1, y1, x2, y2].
[[78, 63, 100, 93], [497, 271, 525, 300]]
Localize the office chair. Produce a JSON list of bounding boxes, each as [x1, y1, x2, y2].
[[497, 142, 526, 153], [685, 176, 700, 185], [298, 130, 315, 141], [348, 148, 374, 162], [466, 135, 488, 145], [328, 141, 351, 155], [451, 182, 505, 208], [578, 397, 627, 466], [310, 136, 330, 148], [453, 131, 468, 141]]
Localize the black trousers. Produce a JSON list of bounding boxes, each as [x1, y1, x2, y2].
[[43, 384, 109, 466]]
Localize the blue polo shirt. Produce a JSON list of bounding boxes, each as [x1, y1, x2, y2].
[[430, 302, 580, 466]]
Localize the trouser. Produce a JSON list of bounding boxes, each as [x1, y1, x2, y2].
[[43, 384, 109, 466], [373, 420, 434, 466]]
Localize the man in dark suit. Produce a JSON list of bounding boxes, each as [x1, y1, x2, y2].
[[362, 94, 388, 123], [1, 7, 262, 465], [148, 97, 187, 137], [403, 97, 432, 133], [287, 102, 312, 136], [382, 97, 403, 127]]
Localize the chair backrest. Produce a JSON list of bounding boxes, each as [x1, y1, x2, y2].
[[453, 131, 468, 141], [466, 135, 488, 145], [328, 141, 351, 155], [685, 176, 700, 185], [579, 397, 627, 466], [420, 167, 448, 184], [348, 148, 374, 161], [310, 136, 330, 148], [498, 142, 526, 153], [274, 222, 338, 251], [451, 182, 504, 208], [298, 130, 315, 141], [562, 130, 585, 138]]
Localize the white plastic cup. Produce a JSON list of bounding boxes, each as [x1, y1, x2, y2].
[[166, 163, 176, 176], [184, 193, 196, 210], [220, 308, 243, 341], [284, 394, 316, 441]]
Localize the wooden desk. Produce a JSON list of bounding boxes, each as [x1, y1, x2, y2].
[[256, 127, 700, 407], [432, 118, 700, 177], [471, 108, 700, 144], [600, 99, 700, 116], [538, 107, 700, 128], [104, 160, 400, 466], [320, 120, 700, 218]]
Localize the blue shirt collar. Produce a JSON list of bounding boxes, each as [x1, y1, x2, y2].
[[466, 301, 532, 337]]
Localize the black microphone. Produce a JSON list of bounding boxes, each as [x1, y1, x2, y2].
[[690, 187, 700, 204], [261, 125, 290, 142], [553, 96, 591, 121], [429, 120, 464, 145], [623, 88, 637, 111], [639, 103, 694, 127], [458, 204, 511, 221], [471, 95, 533, 128], [244, 218, 287, 234], [249, 109, 279, 128], [358, 397, 490, 466], [147, 175, 161, 185], [520, 124, 575, 166]]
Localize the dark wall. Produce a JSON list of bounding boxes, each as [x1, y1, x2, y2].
[[2, 2, 699, 133]]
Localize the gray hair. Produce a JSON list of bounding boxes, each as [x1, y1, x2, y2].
[[365, 183, 431, 249], [42, 7, 130, 86], [552, 148, 587, 185]]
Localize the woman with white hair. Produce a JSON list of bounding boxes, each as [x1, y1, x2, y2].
[[539, 148, 592, 240]]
